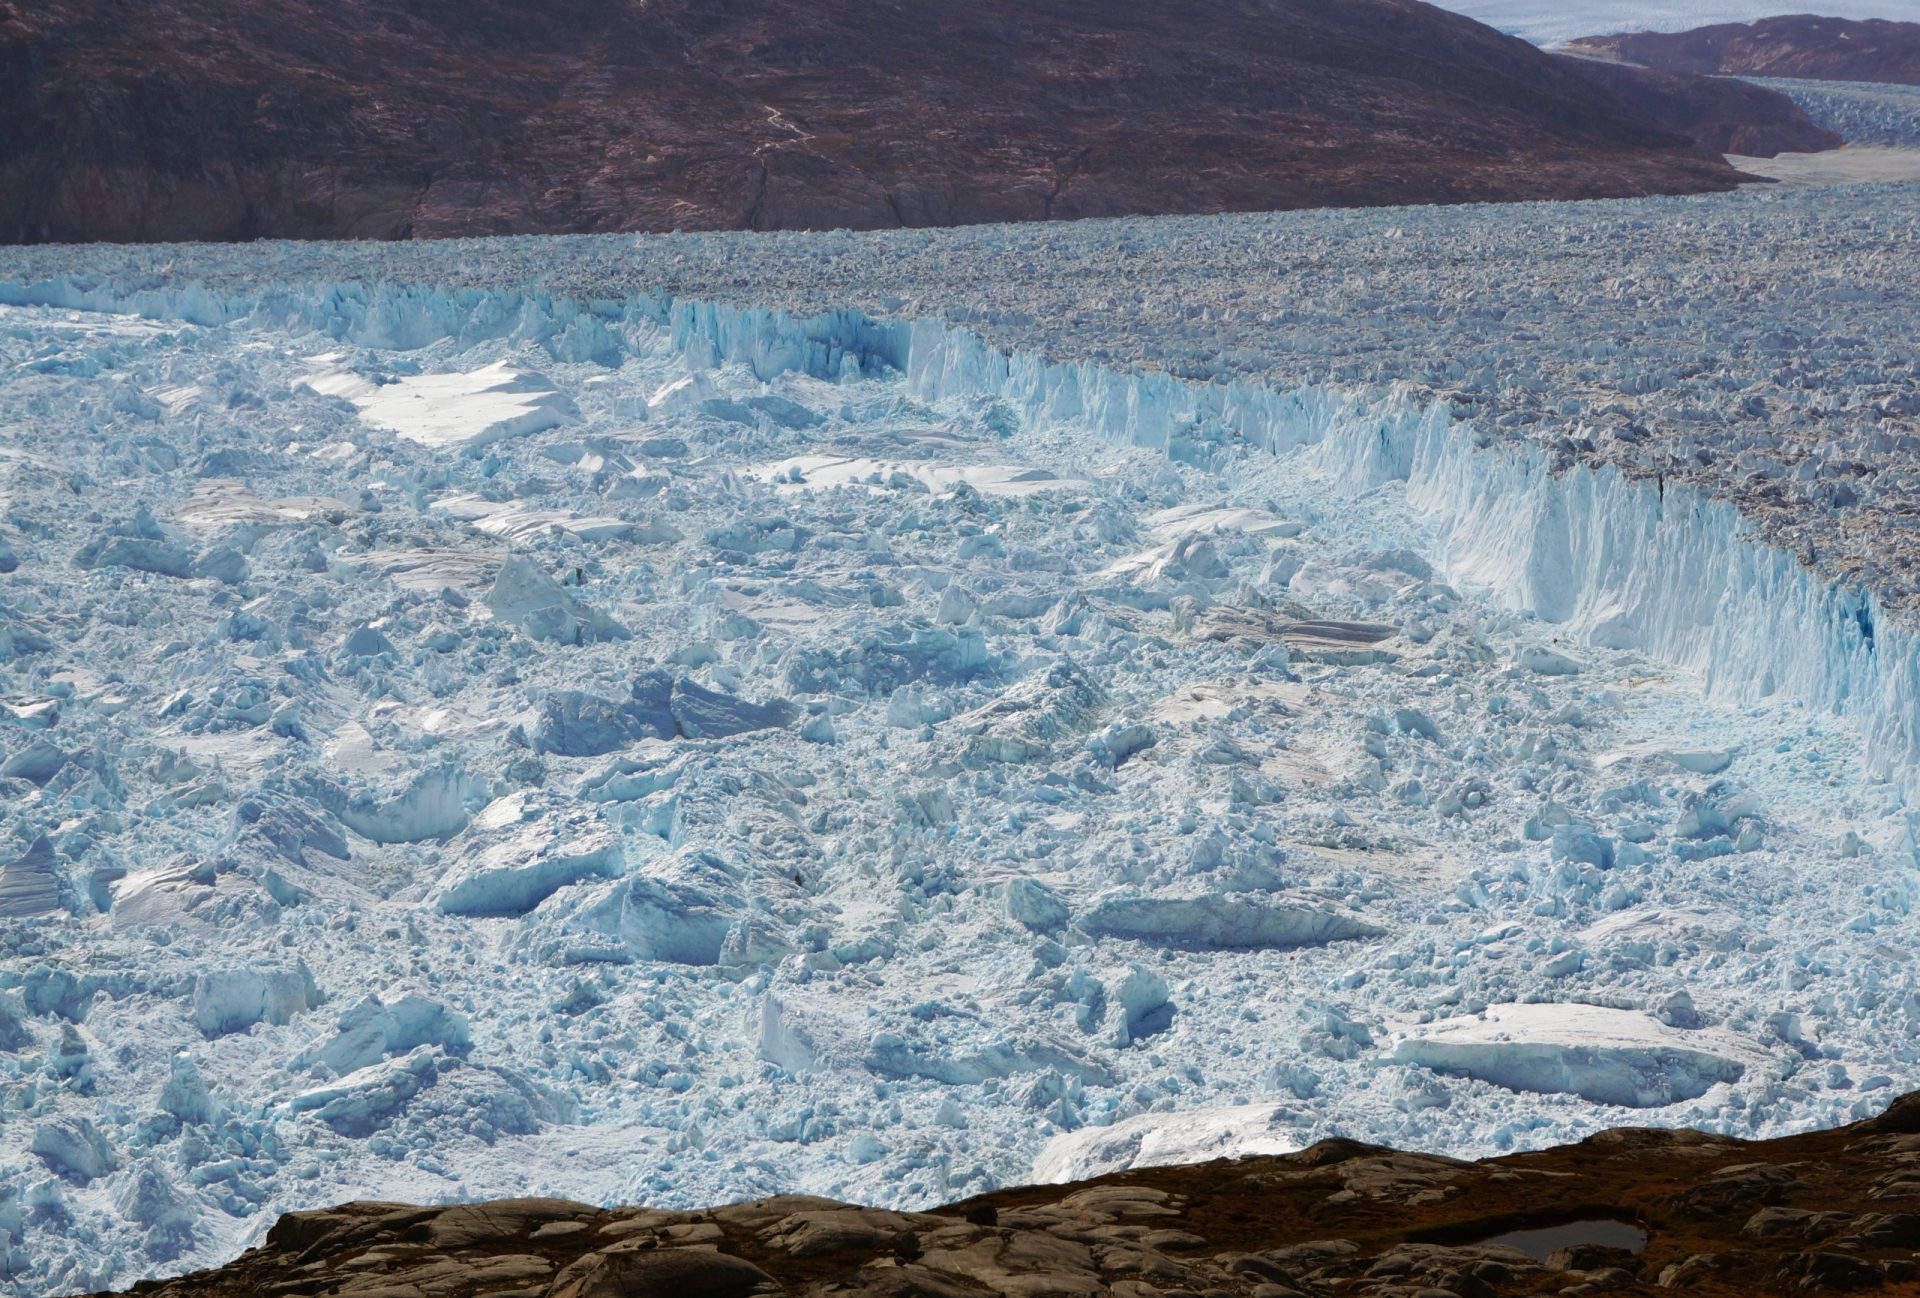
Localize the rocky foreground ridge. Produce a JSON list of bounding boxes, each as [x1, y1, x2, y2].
[[0, 0, 1827, 243], [94, 1092, 1920, 1298], [1565, 16, 1920, 88]]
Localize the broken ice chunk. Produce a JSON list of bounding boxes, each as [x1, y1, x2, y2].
[[191, 960, 321, 1037], [534, 689, 673, 756], [1081, 894, 1382, 950], [1033, 1102, 1303, 1182], [288, 1046, 441, 1136], [1087, 721, 1156, 768], [431, 793, 624, 917], [1518, 645, 1583, 675], [315, 766, 477, 844], [0, 836, 64, 918], [669, 678, 797, 739], [1, 740, 67, 785], [1394, 1003, 1754, 1107], [486, 555, 630, 644], [958, 661, 1105, 763], [340, 624, 397, 658], [191, 545, 250, 585], [74, 533, 194, 578], [30, 1116, 117, 1184], [115, 1159, 197, 1262], [1551, 825, 1616, 871], [523, 873, 733, 967], [295, 992, 470, 1078], [1005, 878, 1070, 933], [158, 1053, 219, 1125]]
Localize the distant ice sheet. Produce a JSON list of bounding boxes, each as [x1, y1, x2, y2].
[[1429, 1, 1917, 45]]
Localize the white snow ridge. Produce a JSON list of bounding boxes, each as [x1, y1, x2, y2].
[[1, 189, 1918, 1296]]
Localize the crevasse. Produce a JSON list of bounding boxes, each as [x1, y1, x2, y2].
[[4, 273, 1908, 806]]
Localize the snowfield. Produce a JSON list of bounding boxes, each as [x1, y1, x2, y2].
[[2, 183, 1920, 1296]]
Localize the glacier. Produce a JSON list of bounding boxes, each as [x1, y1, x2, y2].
[[2, 184, 1920, 1296], [1747, 77, 1920, 151]]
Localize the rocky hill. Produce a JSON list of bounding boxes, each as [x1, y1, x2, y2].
[[1561, 53, 1844, 153], [1565, 15, 1920, 87], [0, 0, 1798, 243], [89, 1092, 1920, 1298]]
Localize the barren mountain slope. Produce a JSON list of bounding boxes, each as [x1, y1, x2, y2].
[[1558, 53, 1843, 153], [0, 0, 1771, 243], [1566, 15, 1920, 86]]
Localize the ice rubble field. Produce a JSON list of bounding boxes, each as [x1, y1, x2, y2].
[[2, 184, 1920, 1295], [1750, 78, 1920, 151]]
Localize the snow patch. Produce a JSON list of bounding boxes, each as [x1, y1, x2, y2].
[[305, 358, 578, 452]]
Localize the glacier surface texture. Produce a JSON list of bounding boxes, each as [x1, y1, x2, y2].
[[2, 182, 1920, 1294], [1748, 78, 1920, 150]]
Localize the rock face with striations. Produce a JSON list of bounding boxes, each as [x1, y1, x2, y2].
[[1565, 16, 1920, 88], [84, 1091, 1920, 1298], [0, 0, 1790, 244]]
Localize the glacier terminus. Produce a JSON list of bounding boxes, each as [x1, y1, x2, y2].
[[2, 179, 1919, 1296]]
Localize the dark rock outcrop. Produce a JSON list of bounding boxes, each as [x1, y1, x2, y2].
[[83, 1089, 1920, 1297], [1566, 16, 1920, 88], [0, 0, 1763, 244], [1561, 55, 1845, 156]]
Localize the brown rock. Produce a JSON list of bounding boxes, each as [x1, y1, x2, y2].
[[267, 1203, 440, 1259], [843, 1262, 994, 1298], [1543, 1244, 1639, 1273], [1670, 1163, 1807, 1218], [530, 1223, 591, 1242], [762, 1209, 934, 1257], [1656, 1252, 1732, 1288], [1214, 1253, 1297, 1285], [1773, 1251, 1888, 1292], [710, 1196, 849, 1231], [1740, 1206, 1852, 1240], [546, 1247, 779, 1298], [1836, 1211, 1920, 1248], [1867, 1091, 1920, 1134], [415, 1199, 599, 1249]]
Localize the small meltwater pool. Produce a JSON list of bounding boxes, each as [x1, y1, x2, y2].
[[1480, 1218, 1648, 1262]]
